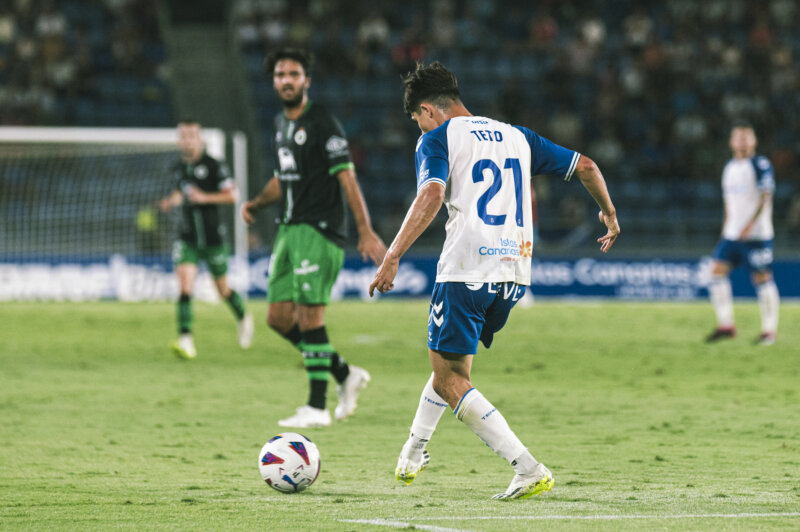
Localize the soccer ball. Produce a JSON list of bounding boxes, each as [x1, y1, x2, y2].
[[258, 432, 321, 493]]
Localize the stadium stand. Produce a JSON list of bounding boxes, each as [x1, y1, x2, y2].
[[0, 0, 172, 127], [1, 0, 797, 255], [233, 0, 800, 254]]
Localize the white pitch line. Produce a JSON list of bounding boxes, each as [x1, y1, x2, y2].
[[339, 519, 473, 532], [342, 513, 800, 530], [405, 512, 800, 522]]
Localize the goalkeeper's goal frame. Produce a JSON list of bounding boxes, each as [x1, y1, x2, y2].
[[0, 126, 249, 301]]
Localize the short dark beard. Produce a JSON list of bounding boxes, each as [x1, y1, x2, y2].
[[281, 91, 304, 110], [181, 148, 203, 163]]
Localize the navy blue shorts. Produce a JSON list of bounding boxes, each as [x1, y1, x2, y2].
[[712, 238, 774, 273], [427, 281, 526, 355]]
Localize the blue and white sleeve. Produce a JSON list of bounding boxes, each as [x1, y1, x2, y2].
[[514, 126, 580, 181], [752, 156, 775, 193], [415, 125, 449, 192]]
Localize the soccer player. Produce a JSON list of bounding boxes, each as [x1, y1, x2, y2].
[[369, 62, 620, 499], [242, 48, 386, 428], [159, 120, 253, 359], [706, 122, 780, 345]]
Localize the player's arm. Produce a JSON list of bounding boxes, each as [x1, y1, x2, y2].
[[518, 126, 618, 252], [159, 190, 182, 212], [185, 162, 238, 205], [739, 157, 774, 240], [369, 182, 444, 296], [573, 155, 620, 253], [185, 185, 237, 205], [721, 204, 727, 236], [241, 176, 281, 225], [336, 168, 387, 265]]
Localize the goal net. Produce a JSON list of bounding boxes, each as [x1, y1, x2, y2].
[[0, 127, 248, 301]]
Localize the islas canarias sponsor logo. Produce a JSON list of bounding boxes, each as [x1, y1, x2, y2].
[[479, 238, 532, 258]]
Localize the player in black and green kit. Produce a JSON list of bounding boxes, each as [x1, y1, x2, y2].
[[242, 48, 386, 428], [160, 120, 253, 359]]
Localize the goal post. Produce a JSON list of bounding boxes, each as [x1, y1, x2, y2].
[[0, 126, 249, 301]]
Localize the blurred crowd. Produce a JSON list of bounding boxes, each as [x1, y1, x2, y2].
[[2, 0, 800, 251], [234, 0, 800, 246], [0, 0, 166, 125], [235, 0, 800, 183]]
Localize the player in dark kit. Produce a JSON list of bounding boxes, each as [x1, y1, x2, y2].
[[242, 48, 386, 428], [160, 120, 253, 359]]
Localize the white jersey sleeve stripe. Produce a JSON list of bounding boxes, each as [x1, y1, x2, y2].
[[564, 152, 581, 181], [419, 177, 447, 191]]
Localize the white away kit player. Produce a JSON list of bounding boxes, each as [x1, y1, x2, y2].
[[706, 122, 780, 346]]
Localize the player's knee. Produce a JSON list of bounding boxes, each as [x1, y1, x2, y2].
[[296, 305, 325, 331], [752, 271, 772, 285], [266, 312, 291, 334], [432, 372, 468, 405], [711, 262, 729, 278], [215, 284, 230, 298], [431, 376, 448, 402]]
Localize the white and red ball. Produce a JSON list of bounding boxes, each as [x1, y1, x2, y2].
[[258, 432, 321, 493]]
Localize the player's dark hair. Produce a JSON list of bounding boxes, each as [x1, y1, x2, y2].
[[178, 118, 201, 127], [730, 119, 754, 131], [402, 62, 461, 116], [264, 47, 314, 77]]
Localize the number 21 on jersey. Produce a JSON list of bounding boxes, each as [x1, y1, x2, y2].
[[472, 158, 524, 227]]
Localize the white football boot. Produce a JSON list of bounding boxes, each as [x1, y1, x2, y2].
[[277, 406, 331, 428], [334, 366, 371, 420], [170, 333, 197, 360], [492, 463, 554, 500], [238, 313, 254, 349], [755, 332, 776, 346], [395, 436, 431, 485]]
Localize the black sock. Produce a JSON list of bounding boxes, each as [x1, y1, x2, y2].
[[302, 326, 331, 349], [282, 324, 302, 350], [331, 352, 350, 384], [225, 290, 246, 320], [302, 327, 334, 410], [308, 379, 328, 410], [177, 293, 191, 334]]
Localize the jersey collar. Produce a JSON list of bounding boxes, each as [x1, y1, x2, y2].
[[285, 99, 312, 121]]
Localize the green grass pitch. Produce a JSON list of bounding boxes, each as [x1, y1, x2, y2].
[[1, 300, 799, 531]]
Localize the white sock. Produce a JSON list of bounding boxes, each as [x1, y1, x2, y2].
[[756, 280, 780, 334], [709, 275, 734, 328], [406, 373, 447, 448], [454, 388, 535, 474]]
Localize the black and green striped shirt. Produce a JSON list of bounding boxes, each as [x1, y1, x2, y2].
[[272, 101, 354, 248]]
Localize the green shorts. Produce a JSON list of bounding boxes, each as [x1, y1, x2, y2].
[[173, 240, 229, 278], [268, 224, 344, 305]]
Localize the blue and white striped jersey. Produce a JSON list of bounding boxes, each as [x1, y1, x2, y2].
[[415, 116, 579, 284], [721, 155, 774, 241]]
